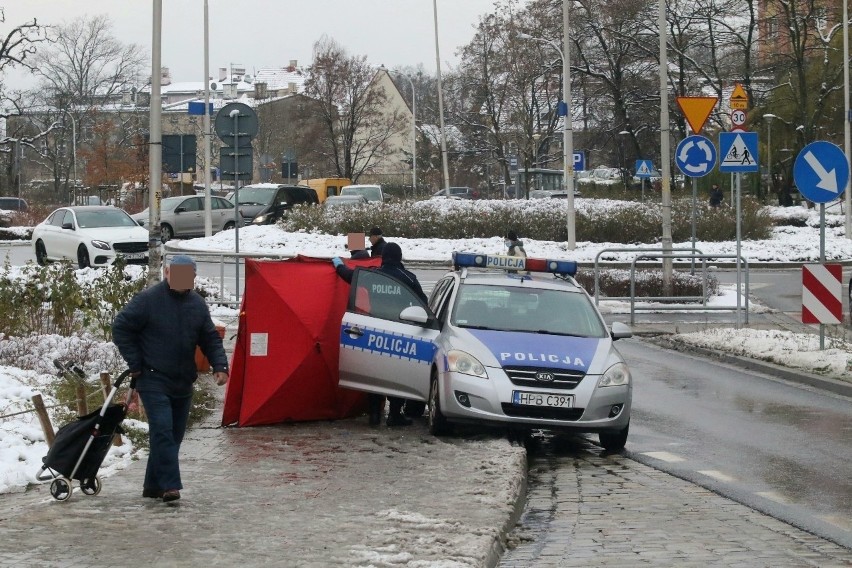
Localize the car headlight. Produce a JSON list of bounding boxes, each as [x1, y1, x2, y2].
[[252, 215, 267, 225], [598, 362, 631, 387], [90, 240, 111, 250], [447, 350, 487, 379]]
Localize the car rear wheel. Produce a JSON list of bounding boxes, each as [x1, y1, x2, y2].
[[223, 221, 235, 231], [160, 223, 174, 242], [428, 368, 453, 436], [35, 240, 48, 266], [77, 245, 90, 269], [599, 421, 629, 451]]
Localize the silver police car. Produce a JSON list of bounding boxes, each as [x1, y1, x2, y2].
[[338, 252, 633, 450]]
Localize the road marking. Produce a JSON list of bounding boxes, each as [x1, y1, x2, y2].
[[641, 451, 685, 463], [756, 491, 792, 504], [698, 470, 736, 482]]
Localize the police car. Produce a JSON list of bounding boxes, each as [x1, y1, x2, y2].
[[338, 252, 633, 450]]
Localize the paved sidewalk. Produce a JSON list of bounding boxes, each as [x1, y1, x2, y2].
[[0, 383, 526, 567]]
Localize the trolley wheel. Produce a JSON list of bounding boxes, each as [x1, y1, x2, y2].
[[50, 477, 73, 501], [80, 476, 102, 496]]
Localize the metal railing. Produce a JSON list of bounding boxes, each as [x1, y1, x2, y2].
[[593, 247, 704, 305], [627, 253, 749, 326], [163, 250, 293, 306]]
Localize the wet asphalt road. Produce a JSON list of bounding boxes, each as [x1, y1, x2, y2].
[[618, 338, 852, 549]]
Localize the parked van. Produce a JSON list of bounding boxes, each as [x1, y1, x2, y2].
[[300, 178, 351, 203], [234, 183, 319, 225], [340, 184, 384, 203]]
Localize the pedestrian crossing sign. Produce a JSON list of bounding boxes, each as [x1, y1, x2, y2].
[[718, 131, 759, 172], [635, 159, 655, 178]]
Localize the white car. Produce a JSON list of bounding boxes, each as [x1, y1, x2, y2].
[[338, 252, 633, 449], [32, 206, 150, 268], [340, 184, 384, 203]]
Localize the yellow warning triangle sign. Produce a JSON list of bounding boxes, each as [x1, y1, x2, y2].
[[676, 97, 718, 134], [729, 83, 748, 109]]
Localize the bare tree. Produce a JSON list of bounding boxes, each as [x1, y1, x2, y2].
[[302, 36, 407, 182], [28, 14, 146, 198], [0, 8, 48, 196]]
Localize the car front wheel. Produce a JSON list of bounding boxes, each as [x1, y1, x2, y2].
[[223, 221, 235, 231], [35, 240, 48, 266], [599, 421, 629, 451], [160, 223, 174, 242], [428, 368, 453, 436], [77, 245, 90, 269]]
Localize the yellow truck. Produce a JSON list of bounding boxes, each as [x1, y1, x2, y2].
[[300, 178, 352, 203]]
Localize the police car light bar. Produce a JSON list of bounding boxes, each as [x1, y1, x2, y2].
[[452, 252, 577, 276]]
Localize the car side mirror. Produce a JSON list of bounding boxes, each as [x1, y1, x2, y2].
[[175, 207, 185, 213], [399, 305, 430, 326], [610, 321, 633, 340], [137, 220, 144, 226], [61, 222, 74, 230]]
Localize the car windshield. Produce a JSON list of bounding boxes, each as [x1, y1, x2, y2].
[[75, 209, 138, 228], [235, 187, 276, 205], [342, 186, 381, 201], [451, 284, 607, 337]]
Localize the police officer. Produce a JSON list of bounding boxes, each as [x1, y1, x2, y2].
[[332, 242, 427, 427], [368, 227, 387, 258]]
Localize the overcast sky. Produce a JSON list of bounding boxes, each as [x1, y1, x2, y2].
[[4, 0, 513, 88]]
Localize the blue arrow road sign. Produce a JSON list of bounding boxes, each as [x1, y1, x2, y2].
[[635, 159, 655, 178], [574, 151, 586, 171], [675, 135, 716, 177], [793, 141, 850, 204], [719, 132, 759, 173]]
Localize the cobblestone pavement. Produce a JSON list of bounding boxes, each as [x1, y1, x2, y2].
[[499, 436, 852, 567]]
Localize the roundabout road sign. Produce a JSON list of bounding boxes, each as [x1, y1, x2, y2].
[[793, 141, 850, 204], [675, 135, 716, 177]]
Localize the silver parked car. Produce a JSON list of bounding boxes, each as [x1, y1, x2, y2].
[[338, 251, 633, 449], [132, 195, 240, 241]]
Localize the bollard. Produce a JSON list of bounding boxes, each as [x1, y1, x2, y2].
[[31, 394, 55, 447], [76, 382, 88, 416]]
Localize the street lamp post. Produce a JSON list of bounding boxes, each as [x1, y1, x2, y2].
[[432, 0, 450, 190], [63, 111, 77, 190], [519, 9, 575, 247], [763, 114, 776, 201]]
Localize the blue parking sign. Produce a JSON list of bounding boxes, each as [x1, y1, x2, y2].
[[573, 151, 586, 172]]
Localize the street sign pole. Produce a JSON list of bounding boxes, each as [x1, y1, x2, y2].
[[820, 202, 826, 348], [736, 172, 742, 330], [691, 177, 697, 274], [232, 109, 241, 303]]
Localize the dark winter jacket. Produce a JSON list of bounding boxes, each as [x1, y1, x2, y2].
[[112, 281, 228, 395], [336, 243, 427, 305], [370, 237, 387, 258]]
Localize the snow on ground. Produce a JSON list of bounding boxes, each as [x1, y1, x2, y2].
[[1, 200, 850, 496]]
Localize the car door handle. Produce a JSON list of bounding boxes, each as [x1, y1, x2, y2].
[[343, 326, 363, 338]]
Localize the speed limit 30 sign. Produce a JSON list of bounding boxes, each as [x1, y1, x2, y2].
[[731, 109, 746, 132]]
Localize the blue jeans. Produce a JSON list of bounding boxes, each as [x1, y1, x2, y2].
[[138, 390, 192, 491]]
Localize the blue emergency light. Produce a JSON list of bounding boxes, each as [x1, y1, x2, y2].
[[452, 252, 577, 276]]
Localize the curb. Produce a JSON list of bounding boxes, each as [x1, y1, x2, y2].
[[485, 451, 528, 568], [646, 336, 852, 398]]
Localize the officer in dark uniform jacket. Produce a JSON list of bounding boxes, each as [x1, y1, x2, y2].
[[332, 242, 427, 426], [368, 227, 387, 258]]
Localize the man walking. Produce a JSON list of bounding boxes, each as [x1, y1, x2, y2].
[[113, 255, 229, 503]]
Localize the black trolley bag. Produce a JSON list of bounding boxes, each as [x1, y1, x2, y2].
[[36, 369, 135, 501]]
